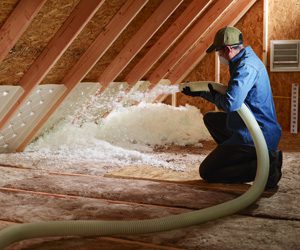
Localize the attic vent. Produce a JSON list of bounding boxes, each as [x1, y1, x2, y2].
[[270, 40, 300, 72]]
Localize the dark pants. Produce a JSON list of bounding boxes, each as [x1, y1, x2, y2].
[[200, 112, 258, 183]]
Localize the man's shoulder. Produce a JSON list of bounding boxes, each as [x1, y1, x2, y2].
[[241, 47, 265, 72]]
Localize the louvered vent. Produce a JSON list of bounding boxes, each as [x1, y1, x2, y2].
[[270, 40, 300, 72]]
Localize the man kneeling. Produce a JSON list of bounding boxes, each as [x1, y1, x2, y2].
[[182, 26, 282, 189]]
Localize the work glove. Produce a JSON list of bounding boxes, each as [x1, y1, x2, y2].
[[208, 83, 218, 99], [181, 86, 205, 97]]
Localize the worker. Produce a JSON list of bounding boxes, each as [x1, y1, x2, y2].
[[181, 26, 282, 189]]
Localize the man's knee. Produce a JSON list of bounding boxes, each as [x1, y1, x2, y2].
[[203, 112, 214, 127], [203, 112, 226, 127], [199, 162, 214, 182]]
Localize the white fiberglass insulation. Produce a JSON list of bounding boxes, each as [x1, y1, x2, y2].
[[25, 104, 210, 171], [13, 84, 211, 172]]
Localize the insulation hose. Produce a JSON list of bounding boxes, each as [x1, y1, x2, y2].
[[0, 81, 269, 249]]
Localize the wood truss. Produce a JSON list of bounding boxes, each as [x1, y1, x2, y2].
[[0, 0, 257, 151]]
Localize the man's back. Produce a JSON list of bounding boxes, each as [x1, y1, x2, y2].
[[225, 46, 282, 151]]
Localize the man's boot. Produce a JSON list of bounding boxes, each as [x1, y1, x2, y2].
[[266, 150, 283, 189]]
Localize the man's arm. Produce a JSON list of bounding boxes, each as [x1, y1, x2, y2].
[[212, 64, 257, 112], [181, 86, 216, 104]]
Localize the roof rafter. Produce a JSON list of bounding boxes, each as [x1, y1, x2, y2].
[[147, 0, 233, 87], [125, 0, 212, 85], [97, 0, 184, 90], [168, 0, 257, 83], [17, 0, 148, 151], [0, 0, 47, 64], [0, 0, 105, 130]]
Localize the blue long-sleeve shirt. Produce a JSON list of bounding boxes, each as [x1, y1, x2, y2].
[[200, 46, 281, 151]]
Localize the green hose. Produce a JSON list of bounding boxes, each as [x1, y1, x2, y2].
[[0, 82, 269, 249]]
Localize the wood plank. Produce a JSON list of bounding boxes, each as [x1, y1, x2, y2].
[[16, 0, 148, 152], [168, 0, 257, 83], [0, 0, 105, 130], [125, 0, 211, 85], [0, 0, 47, 64], [0, 190, 298, 249], [97, 0, 183, 87], [147, 0, 233, 86]]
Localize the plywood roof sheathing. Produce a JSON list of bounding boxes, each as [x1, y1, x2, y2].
[[97, 0, 184, 90], [0, 0, 105, 130], [168, 0, 258, 84], [147, 0, 233, 86], [16, 0, 148, 151], [125, 0, 212, 85], [0, 0, 47, 64]]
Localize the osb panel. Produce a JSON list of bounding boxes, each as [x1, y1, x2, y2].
[[270, 72, 300, 97], [268, 0, 300, 131], [83, 0, 162, 82], [274, 97, 293, 132], [268, 0, 300, 41], [220, 0, 264, 84], [0, 0, 80, 85], [42, 0, 127, 84], [0, 0, 19, 26], [116, 0, 193, 82], [184, 52, 215, 82], [144, 0, 216, 81], [173, 0, 264, 119], [166, 49, 216, 113]]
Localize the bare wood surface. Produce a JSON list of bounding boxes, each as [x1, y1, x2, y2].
[[16, 0, 148, 152], [168, 0, 257, 84], [147, 0, 233, 85], [98, 0, 183, 87], [0, 0, 46, 64], [0, 0, 105, 130], [125, 0, 211, 85]]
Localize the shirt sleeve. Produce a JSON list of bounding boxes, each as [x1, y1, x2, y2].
[[213, 63, 258, 112]]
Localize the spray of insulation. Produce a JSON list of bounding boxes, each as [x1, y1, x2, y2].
[[24, 83, 211, 171]]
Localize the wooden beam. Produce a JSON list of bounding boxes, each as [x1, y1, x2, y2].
[[147, 0, 233, 86], [125, 0, 211, 85], [17, 0, 148, 152], [0, 0, 105, 130], [63, 0, 148, 89], [0, 0, 47, 64], [168, 0, 257, 84], [98, 0, 183, 89], [262, 0, 268, 66]]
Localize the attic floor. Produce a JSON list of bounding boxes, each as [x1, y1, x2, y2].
[[0, 132, 299, 249]]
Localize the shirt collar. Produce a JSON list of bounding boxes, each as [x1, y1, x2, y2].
[[230, 47, 246, 64]]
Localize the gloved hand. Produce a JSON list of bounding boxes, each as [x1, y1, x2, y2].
[[208, 83, 218, 99], [181, 86, 205, 97]]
